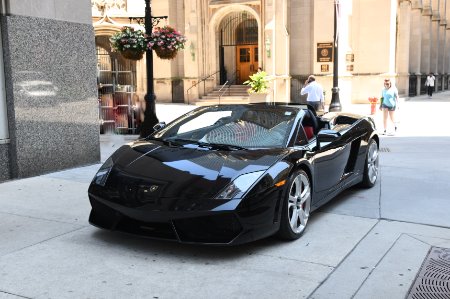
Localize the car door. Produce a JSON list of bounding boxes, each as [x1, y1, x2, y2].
[[311, 127, 351, 200]]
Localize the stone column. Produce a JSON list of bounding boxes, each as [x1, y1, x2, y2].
[[410, 0, 423, 96], [446, 0, 450, 88], [438, 0, 447, 90], [183, 0, 200, 103], [421, 1, 432, 73], [421, 1, 432, 94], [397, 0, 412, 96], [431, 0, 440, 89], [265, 0, 290, 102]]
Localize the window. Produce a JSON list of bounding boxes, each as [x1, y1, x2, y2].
[[239, 48, 250, 62]]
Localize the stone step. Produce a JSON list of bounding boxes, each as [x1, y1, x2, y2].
[[212, 85, 249, 91], [207, 91, 249, 96], [201, 95, 249, 100], [196, 95, 250, 106]]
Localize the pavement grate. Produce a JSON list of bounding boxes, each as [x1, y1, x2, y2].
[[379, 147, 390, 152], [407, 247, 450, 299]]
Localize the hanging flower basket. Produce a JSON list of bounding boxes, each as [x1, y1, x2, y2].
[[110, 27, 147, 61], [121, 49, 145, 60], [147, 25, 187, 60], [154, 47, 178, 60]]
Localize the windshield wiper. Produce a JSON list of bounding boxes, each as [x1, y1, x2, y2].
[[204, 143, 247, 151], [163, 138, 202, 147]]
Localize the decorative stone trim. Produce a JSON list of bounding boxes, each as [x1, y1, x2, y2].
[[411, 0, 423, 10], [422, 5, 432, 16], [432, 11, 440, 21], [92, 0, 127, 12]]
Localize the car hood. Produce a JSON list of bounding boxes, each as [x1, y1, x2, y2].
[[109, 139, 287, 200]]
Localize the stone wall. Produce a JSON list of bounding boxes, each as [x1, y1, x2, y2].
[[1, 14, 100, 180]]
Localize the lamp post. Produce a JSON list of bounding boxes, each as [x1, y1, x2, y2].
[[329, 0, 342, 112], [136, 0, 167, 137]]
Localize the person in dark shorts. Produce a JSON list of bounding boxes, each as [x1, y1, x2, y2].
[[425, 73, 435, 98], [379, 78, 399, 135]]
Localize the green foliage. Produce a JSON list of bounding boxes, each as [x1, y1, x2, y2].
[[243, 71, 269, 94]]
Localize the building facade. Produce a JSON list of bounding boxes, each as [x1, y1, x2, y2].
[[0, 0, 100, 182], [92, 0, 450, 115]]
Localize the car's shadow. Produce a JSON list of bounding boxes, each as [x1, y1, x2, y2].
[[316, 181, 381, 219], [90, 228, 292, 260]]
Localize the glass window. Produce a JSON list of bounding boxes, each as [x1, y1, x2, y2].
[[239, 48, 250, 62]]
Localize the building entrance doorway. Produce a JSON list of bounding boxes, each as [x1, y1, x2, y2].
[[219, 12, 258, 85]]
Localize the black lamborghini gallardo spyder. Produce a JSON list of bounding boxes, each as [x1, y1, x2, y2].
[[88, 103, 379, 245]]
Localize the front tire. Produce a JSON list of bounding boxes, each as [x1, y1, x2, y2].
[[361, 139, 379, 188], [278, 169, 312, 240]]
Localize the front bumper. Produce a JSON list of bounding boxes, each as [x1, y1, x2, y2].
[[88, 187, 282, 245], [89, 194, 244, 244]]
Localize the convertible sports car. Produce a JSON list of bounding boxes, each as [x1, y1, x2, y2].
[[88, 103, 379, 245]]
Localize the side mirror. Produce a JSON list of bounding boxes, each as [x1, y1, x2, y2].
[[317, 129, 341, 143], [153, 122, 166, 131]]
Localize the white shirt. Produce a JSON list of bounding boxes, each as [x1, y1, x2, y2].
[[425, 75, 435, 87], [300, 81, 324, 102]]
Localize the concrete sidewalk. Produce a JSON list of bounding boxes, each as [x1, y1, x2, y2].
[[1, 92, 450, 298]]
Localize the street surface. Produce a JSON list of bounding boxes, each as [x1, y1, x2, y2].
[[1, 93, 450, 298]]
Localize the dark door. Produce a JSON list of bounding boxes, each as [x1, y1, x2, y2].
[[312, 138, 351, 197]]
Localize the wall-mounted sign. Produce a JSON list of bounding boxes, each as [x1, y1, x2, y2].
[[321, 64, 329, 72], [346, 53, 354, 62], [317, 42, 333, 62]]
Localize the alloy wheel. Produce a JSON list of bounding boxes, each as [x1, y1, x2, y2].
[[287, 173, 311, 234], [367, 141, 379, 184]]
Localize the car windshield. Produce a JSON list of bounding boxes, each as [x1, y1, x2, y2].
[[152, 105, 298, 148]]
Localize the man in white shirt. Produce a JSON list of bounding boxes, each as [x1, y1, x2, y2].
[[300, 75, 324, 111], [425, 73, 435, 98]]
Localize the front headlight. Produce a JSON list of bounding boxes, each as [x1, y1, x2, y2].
[[93, 157, 114, 186], [215, 170, 265, 200]]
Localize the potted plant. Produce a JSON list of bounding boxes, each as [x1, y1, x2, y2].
[[243, 70, 270, 102], [110, 27, 147, 60], [147, 25, 187, 60]]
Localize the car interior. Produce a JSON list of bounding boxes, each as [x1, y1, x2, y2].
[[295, 108, 331, 146]]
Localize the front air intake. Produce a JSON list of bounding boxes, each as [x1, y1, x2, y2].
[[173, 213, 243, 244]]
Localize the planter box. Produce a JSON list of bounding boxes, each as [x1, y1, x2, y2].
[[249, 93, 269, 103]]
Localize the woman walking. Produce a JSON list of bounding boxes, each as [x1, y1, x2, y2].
[[379, 79, 399, 135]]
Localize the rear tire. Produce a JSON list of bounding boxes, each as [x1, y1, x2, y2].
[[361, 139, 379, 188], [278, 169, 311, 240]]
